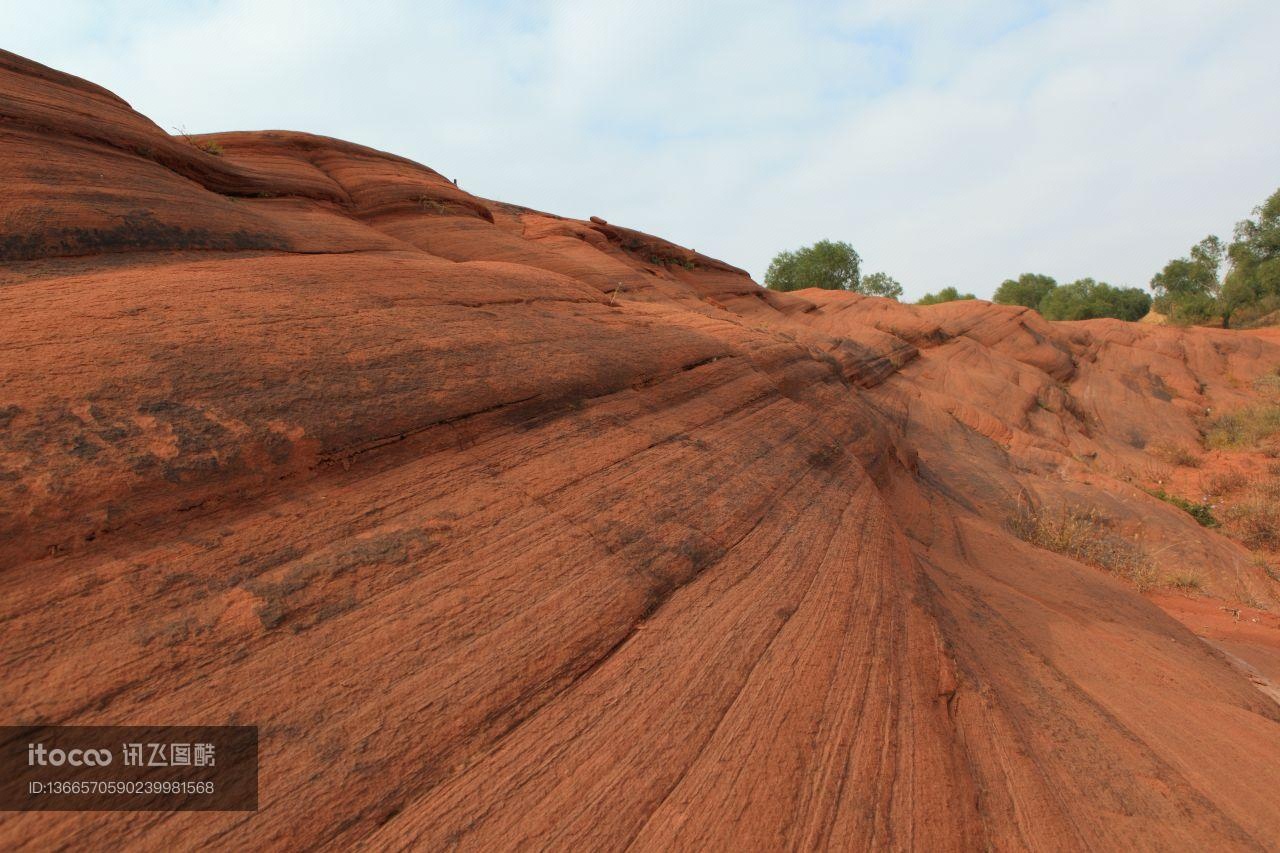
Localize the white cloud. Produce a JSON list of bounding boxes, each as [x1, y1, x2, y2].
[[3, 0, 1277, 298]]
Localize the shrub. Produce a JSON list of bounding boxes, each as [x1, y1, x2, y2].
[[1145, 488, 1218, 527], [1232, 294, 1280, 329], [1204, 403, 1280, 449], [1008, 504, 1156, 589]]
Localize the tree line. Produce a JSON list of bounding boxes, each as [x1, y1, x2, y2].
[[763, 186, 1279, 326], [989, 274, 1150, 321]]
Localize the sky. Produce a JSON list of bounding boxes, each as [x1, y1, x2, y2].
[[4, 0, 1278, 300]]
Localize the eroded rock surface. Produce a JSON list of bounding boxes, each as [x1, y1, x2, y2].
[[3, 50, 1279, 850]]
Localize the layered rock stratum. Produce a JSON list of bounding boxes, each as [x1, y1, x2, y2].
[[2, 50, 1279, 850]]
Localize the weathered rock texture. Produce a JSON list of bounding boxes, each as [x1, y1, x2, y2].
[[2, 50, 1279, 850]]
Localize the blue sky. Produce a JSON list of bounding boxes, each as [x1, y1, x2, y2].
[[4, 0, 1278, 299]]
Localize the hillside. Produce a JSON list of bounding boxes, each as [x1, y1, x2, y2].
[[2, 49, 1279, 850]]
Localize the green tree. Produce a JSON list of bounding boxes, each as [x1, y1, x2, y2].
[[1222, 188, 1280, 325], [1191, 234, 1226, 271], [1219, 273, 1259, 326], [1149, 188, 1280, 327], [861, 271, 903, 300], [1039, 278, 1151, 321], [917, 286, 976, 306], [993, 273, 1057, 309], [764, 240, 861, 292], [1150, 235, 1223, 324]]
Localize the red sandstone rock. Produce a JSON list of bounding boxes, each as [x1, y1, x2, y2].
[[2, 50, 1279, 849]]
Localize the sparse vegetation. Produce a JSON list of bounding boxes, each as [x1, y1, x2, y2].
[[1253, 371, 1280, 395], [1252, 552, 1279, 582], [1187, 457, 1280, 560], [1202, 469, 1248, 496], [173, 125, 223, 156], [1150, 442, 1203, 467], [1145, 488, 1218, 527], [1203, 402, 1280, 449], [1009, 503, 1156, 589], [1222, 483, 1280, 549], [646, 254, 697, 269], [1135, 460, 1174, 485], [1166, 572, 1203, 593]]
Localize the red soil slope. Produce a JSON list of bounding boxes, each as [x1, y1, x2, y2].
[[2, 50, 1279, 850]]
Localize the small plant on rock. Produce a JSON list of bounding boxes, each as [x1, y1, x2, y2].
[[1145, 488, 1218, 527]]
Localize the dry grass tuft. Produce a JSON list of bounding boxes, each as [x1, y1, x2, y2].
[[1166, 572, 1203, 593], [1204, 403, 1280, 449], [1253, 372, 1280, 395], [1134, 460, 1174, 485], [1202, 469, 1249, 496], [177, 132, 222, 156], [1223, 484, 1280, 550], [1150, 442, 1203, 467], [1255, 477, 1280, 500], [1009, 504, 1157, 590], [1252, 552, 1279, 583]]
